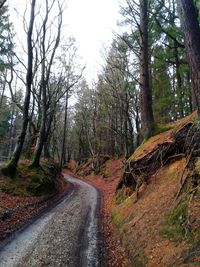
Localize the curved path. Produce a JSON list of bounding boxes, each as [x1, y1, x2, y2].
[[0, 174, 101, 267]]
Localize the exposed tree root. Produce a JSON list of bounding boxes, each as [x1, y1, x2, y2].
[[175, 148, 194, 200], [117, 121, 200, 200]]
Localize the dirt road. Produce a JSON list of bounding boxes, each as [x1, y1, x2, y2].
[[0, 174, 102, 267]]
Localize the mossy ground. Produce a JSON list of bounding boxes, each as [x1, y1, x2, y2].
[[153, 123, 173, 135], [129, 248, 148, 267], [111, 210, 126, 230], [0, 161, 58, 196], [159, 196, 190, 242], [112, 157, 200, 266], [115, 186, 133, 205]]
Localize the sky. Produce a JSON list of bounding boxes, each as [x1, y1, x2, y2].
[[66, 0, 120, 81], [8, 0, 121, 83]]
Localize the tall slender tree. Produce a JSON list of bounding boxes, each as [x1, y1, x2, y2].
[[139, 0, 155, 138], [3, 0, 36, 176], [176, 0, 200, 115]]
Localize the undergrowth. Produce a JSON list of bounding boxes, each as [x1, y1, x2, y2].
[[115, 186, 133, 205], [130, 248, 147, 267], [159, 158, 200, 243], [111, 210, 126, 231], [159, 196, 190, 242], [0, 162, 58, 196]]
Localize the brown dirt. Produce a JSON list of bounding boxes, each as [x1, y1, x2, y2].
[[113, 158, 200, 266]]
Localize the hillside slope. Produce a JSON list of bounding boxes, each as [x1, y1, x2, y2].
[[114, 112, 200, 266]]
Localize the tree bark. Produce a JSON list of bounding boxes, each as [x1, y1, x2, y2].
[[60, 91, 69, 167], [174, 41, 184, 118], [0, 0, 6, 9], [3, 0, 36, 176], [30, 1, 62, 167], [139, 0, 155, 139], [31, 120, 46, 167], [176, 0, 200, 116]]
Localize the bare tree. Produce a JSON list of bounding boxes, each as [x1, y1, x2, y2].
[[3, 0, 36, 176], [0, 0, 6, 9], [29, 0, 64, 167]]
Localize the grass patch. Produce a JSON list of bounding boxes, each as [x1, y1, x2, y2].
[[159, 197, 190, 242], [154, 123, 173, 135], [111, 210, 126, 230]]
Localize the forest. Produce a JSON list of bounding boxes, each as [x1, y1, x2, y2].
[[0, 0, 198, 170], [0, 0, 200, 266]]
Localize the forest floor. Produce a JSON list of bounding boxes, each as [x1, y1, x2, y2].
[[112, 113, 200, 266], [113, 158, 193, 266], [0, 161, 71, 243], [67, 159, 132, 267]]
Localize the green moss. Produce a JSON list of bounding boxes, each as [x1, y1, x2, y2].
[[0, 185, 15, 194], [1, 163, 17, 177], [115, 187, 133, 205], [111, 210, 126, 230], [27, 167, 56, 195], [159, 198, 190, 242], [0, 163, 58, 197], [154, 123, 173, 135], [130, 248, 148, 267], [112, 208, 148, 266], [195, 186, 200, 198], [102, 165, 110, 179], [0, 178, 31, 196], [194, 118, 200, 130]]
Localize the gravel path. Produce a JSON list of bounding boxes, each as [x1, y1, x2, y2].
[[0, 174, 101, 267]]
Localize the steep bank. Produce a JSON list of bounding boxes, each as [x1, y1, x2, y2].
[[114, 112, 200, 266]]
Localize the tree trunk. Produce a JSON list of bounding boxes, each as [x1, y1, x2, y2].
[[8, 104, 15, 159], [30, 120, 46, 167], [30, 101, 54, 167], [174, 41, 184, 118], [60, 91, 69, 167], [139, 0, 155, 139], [176, 0, 200, 116], [3, 0, 36, 176]]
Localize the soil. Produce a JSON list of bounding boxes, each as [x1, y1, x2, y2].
[[113, 159, 200, 266]]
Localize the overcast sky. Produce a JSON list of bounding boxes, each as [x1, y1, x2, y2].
[[8, 0, 121, 83]]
